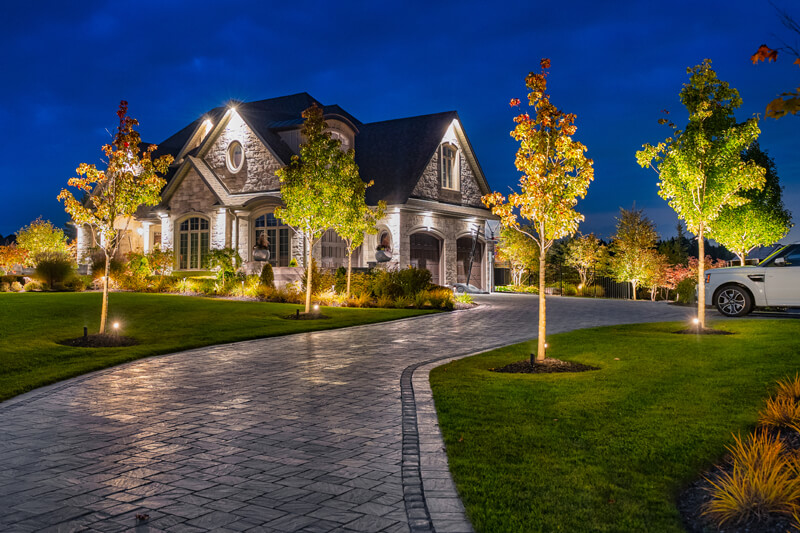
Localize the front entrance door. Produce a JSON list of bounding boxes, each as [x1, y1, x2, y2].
[[410, 233, 441, 285], [457, 237, 483, 289]]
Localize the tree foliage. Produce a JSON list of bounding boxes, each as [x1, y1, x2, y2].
[[564, 232, 606, 287], [16, 218, 71, 266], [496, 226, 539, 286], [274, 104, 360, 312], [0, 244, 28, 275], [636, 59, 766, 327], [609, 208, 659, 301], [58, 101, 173, 333], [334, 173, 385, 298], [483, 59, 594, 361], [712, 143, 792, 264]]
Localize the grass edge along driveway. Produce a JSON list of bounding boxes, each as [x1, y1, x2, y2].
[[0, 292, 435, 402], [430, 319, 800, 533]]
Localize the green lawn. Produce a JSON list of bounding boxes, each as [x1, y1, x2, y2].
[[430, 320, 800, 533], [0, 292, 433, 402]]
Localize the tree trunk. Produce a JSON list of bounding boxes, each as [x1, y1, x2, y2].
[[305, 240, 313, 313], [631, 280, 637, 301], [737, 252, 746, 266], [536, 243, 547, 362], [698, 230, 706, 329], [346, 249, 352, 299], [100, 252, 110, 334]]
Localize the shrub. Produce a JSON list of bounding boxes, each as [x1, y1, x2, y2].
[[316, 289, 345, 307], [371, 268, 402, 299], [126, 252, 151, 279], [288, 257, 298, 267], [0, 275, 25, 285], [758, 397, 800, 431], [91, 251, 126, 280], [147, 248, 174, 276], [394, 296, 413, 309], [376, 295, 394, 309], [34, 252, 75, 289], [63, 275, 90, 292], [24, 280, 44, 292], [334, 266, 347, 294], [396, 267, 432, 297], [414, 291, 430, 308], [10, 281, 23, 292], [581, 284, 605, 297], [703, 431, 800, 525], [676, 278, 697, 304], [426, 288, 455, 310], [455, 292, 474, 305], [301, 259, 335, 295], [561, 283, 578, 296], [260, 263, 275, 288], [347, 293, 372, 308], [349, 271, 374, 297], [205, 248, 242, 282], [0, 282, 10, 292]]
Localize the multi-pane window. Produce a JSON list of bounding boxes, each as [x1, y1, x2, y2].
[[178, 217, 209, 270], [440, 144, 458, 190], [321, 229, 354, 269], [254, 213, 290, 267]]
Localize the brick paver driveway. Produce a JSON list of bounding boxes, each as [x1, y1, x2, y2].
[[0, 295, 691, 532]]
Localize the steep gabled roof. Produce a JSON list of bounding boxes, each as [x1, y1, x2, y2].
[[356, 111, 457, 205]]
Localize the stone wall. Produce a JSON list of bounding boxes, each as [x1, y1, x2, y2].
[[168, 169, 217, 217], [205, 112, 283, 193], [410, 139, 485, 208]]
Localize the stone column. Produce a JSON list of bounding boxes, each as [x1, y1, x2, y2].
[[235, 210, 250, 261], [159, 214, 173, 252], [443, 235, 457, 286], [211, 208, 226, 250], [141, 222, 152, 253], [75, 224, 92, 265]]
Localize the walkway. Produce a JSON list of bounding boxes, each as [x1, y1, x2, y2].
[[0, 295, 691, 532]]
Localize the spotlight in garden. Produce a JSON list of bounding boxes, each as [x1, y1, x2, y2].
[[692, 317, 700, 326], [113, 322, 120, 330], [313, 304, 320, 312]]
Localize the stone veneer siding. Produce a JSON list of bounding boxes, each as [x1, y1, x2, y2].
[[168, 169, 218, 217], [410, 141, 484, 208], [205, 112, 283, 193]]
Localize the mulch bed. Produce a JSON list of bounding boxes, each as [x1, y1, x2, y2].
[[491, 358, 599, 374], [678, 429, 800, 533], [675, 327, 735, 335], [57, 334, 139, 348], [283, 312, 330, 320]]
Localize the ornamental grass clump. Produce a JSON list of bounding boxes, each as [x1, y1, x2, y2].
[[776, 374, 800, 404], [703, 430, 800, 525], [759, 397, 800, 431]]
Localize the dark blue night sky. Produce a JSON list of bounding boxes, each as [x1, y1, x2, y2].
[[2, 0, 797, 243]]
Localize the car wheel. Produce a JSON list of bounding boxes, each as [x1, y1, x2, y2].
[[715, 285, 753, 317]]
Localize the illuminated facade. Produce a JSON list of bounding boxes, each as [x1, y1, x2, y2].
[[76, 93, 496, 289]]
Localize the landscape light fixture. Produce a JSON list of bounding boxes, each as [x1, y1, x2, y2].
[[313, 304, 320, 312], [113, 322, 120, 330]]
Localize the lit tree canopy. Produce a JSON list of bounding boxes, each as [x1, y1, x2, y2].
[[563, 232, 606, 288], [274, 104, 360, 312], [483, 59, 594, 361], [58, 101, 173, 333], [16, 218, 71, 266], [609, 207, 659, 301], [496, 226, 539, 286], [636, 59, 765, 328], [712, 143, 792, 264]]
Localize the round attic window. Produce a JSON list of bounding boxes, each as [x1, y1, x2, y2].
[[226, 141, 244, 173]]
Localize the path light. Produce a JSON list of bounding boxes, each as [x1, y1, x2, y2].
[[113, 322, 120, 331], [313, 304, 320, 312], [692, 317, 700, 326]]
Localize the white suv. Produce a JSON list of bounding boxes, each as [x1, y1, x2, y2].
[[704, 244, 800, 317]]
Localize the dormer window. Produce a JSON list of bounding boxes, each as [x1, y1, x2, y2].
[[440, 143, 459, 190], [330, 130, 350, 152], [226, 141, 244, 173]]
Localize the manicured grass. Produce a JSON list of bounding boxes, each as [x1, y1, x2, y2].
[[0, 292, 433, 402], [429, 320, 800, 533]]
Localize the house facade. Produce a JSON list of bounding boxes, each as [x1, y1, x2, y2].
[[75, 93, 496, 289]]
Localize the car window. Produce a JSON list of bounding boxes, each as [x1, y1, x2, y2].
[[784, 249, 800, 266], [762, 245, 799, 266]]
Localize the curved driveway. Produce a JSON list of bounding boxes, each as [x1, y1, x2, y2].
[[0, 295, 691, 532]]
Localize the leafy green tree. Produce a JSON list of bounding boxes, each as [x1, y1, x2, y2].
[[564, 233, 606, 288], [609, 208, 659, 301], [484, 59, 594, 361], [636, 59, 766, 328], [274, 104, 358, 312], [712, 143, 792, 265], [58, 101, 173, 334], [496, 226, 539, 286], [334, 178, 385, 298], [16, 218, 71, 266], [657, 223, 690, 266]]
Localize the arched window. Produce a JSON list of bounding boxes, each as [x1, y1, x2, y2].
[[178, 217, 209, 270], [329, 130, 350, 151], [440, 143, 459, 190], [254, 213, 291, 266]]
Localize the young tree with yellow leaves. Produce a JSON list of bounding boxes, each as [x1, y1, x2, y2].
[[58, 101, 173, 334], [483, 59, 594, 362]]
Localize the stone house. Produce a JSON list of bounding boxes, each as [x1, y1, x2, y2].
[[76, 93, 496, 289]]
